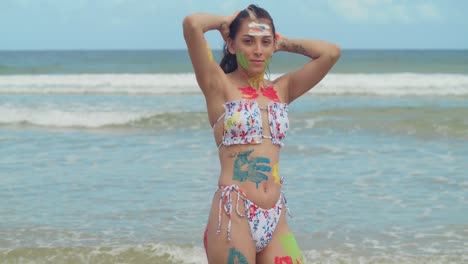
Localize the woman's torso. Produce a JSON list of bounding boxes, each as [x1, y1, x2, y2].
[[208, 73, 288, 209]]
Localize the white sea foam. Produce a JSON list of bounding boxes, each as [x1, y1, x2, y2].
[[1, 73, 467, 96], [0, 106, 153, 128]]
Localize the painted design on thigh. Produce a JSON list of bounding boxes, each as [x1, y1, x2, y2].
[[279, 232, 303, 263], [206, 42, 214, 63], [272, 163, 281, 184], [233, 149, 270, 188], [227, 247, 249, 264], [274, 256, 295, 264]]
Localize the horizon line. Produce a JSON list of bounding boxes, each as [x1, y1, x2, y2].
[[1, 48, 467, 52]]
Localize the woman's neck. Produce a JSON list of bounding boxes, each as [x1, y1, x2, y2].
[[234, 68, 265, 89]]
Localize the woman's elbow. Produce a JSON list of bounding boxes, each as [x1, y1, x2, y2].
[[329, 43, 341, 62], [183, 15, 195, 31]]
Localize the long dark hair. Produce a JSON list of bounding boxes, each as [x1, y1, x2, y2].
[[219, 4, 276, 74]]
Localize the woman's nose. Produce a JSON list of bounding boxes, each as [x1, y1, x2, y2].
[[253, 41, 263, 55]]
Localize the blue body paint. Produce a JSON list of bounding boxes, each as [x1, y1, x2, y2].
[[233, 149, 270, 188]]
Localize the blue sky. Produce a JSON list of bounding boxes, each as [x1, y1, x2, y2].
[[1, 0, 467, 50]]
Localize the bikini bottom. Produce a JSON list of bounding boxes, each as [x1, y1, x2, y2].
[[204, 184, 291, 253]]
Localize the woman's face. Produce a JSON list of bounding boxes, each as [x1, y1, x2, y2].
[[229, 18, 275, 76]]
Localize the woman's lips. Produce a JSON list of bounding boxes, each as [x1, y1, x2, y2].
[[250, 60, 264, 66]]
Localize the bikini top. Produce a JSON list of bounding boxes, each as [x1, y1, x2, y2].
[[212, 99, 289, 148]]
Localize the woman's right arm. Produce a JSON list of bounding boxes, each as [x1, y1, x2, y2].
[[183, 13, 229, 96]]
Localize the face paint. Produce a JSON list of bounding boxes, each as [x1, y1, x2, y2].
[[264, 57, 271, 68], [227, 247, 249, 264], [232, 149, 270, 189], [237, 51, 249, 70], [279, 232, 303, 263], [248, 22, 271, 36], [272, 163, 281, 184], [206, 42, 214, 63]]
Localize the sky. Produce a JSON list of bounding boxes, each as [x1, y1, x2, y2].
[[1, 0, 467, 50]]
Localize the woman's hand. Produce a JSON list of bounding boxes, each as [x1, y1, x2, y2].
[[219, 11, 239, 41], [274, 32, 287, 53]]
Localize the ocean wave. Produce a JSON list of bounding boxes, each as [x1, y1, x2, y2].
[[0, 107, 208, 129], [292, 106, 468, 139], [0, 73, 468, 96], [0, 244, 465, 264], [1, 105, 467, 140]]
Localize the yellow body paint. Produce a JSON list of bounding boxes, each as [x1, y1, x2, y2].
[[247, 73, 265, 89], [272, 163, 280, 184], [206, 42, 214, 63]]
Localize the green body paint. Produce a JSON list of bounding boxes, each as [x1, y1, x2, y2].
[[228, 247, 249, 264], [237, 51, 249, 70], [233, 149, 270, 188], [264, 58, 271, 68], [279, 232, 303, 263]]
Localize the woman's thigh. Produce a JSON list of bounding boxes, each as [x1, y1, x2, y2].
[[204, 190, 256, 264], [256, 201, 304, 264]]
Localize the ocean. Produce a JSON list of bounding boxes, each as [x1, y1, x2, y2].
[[0, 50, 467, 263]]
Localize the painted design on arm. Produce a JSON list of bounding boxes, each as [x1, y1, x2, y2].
[[228, 247, 249, 264], [206, 42, 214, 63], [291, 43, 308, 57], [232, 149, 270, 189], [279, 232, 304, 264]]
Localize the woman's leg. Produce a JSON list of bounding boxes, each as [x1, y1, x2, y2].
[[204, 189, 256, 263], [256, 200, 304, 264]]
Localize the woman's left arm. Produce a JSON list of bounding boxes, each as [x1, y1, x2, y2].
[[275, 35, 341, 103]]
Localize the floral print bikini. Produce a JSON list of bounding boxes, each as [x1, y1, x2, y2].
[[206, 87, 291, 253]]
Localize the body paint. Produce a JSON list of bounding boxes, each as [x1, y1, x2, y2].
[[272, 163, 281, 184], [238, 85, 280, 102], [248, 22, 271, 36], [233, 149, 270, 189], [206, 42, 214, 63], [274, 256, 295, 264], [279, 232, 303, 263], [260, 86, 280, 102], [237, 51, 249, 70], [228, 247, 249, 264], [238, 86, 259, 100], [247, 74, 264, 89], [264, 58, 271, 68]]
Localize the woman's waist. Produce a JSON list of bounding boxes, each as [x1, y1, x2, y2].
[[217, 175, 282, 209]]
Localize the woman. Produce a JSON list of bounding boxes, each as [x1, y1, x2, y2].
[[183, 4, 340, 263]]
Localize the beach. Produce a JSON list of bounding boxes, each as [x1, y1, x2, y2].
[[0, 49, 467, 263]]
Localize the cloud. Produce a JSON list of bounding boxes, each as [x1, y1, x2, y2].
[[327, 0, 441, 23]]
